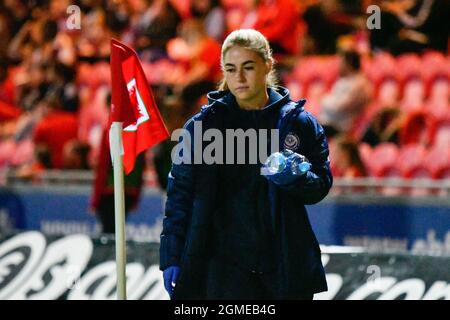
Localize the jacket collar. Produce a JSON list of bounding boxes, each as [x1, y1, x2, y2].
[[206, 87, 292, 111]]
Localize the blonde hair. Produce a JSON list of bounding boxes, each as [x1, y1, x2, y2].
[[218, 29, 278, 91]]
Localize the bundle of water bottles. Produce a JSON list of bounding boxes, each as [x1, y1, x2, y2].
[[261, 149, 311, 185]]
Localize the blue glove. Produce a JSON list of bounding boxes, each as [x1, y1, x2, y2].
[[163, 266, 181, 298], [261, 149, 311, 186]]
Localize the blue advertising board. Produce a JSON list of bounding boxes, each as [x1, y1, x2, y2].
[[1, 186, 449, 254]]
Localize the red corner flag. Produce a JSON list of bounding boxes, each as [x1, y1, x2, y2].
[[110, 39, 169, 174]]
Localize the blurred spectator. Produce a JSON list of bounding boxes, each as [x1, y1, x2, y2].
[[167, 18, 221, 117], [331, 134, 367, 177], [14, 144, 52, 182], [132, 0, 181, 62], [0, 57, 16, 106], [190, 0, 226, 42], [370, 0, 450, 55], [244, 0, 302, 56], [0, 57, 22, 122], [77, 8, 112, 62], [319, 50, 373, 137], [104, 0, 131, 35], [16, 63, 49, 112], [46, 63, 79, 113], [32, 95, 78, 169], [399, 110, 436, 147], [34, 144, 52, 171], [0, 10, 11, 56], [13, 102, 45, 142], [303, 0, 360, 54], [62, 140, 91, 170], [8, 14, 58, 66], [360, 107, 402, 147], [2, 0, 30, 41]]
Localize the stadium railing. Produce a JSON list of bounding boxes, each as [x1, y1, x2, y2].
[[1, 169, 449, 196]]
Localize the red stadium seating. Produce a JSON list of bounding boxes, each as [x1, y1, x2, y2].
[[422, 146, 450, 179], [398, 144, 428, 178], [429, 77, 449, 102], [285, 79, 304, 102], [398, 53, 422, 73], [399, 111, 437, 147], [377, 78, 400, 106], [10, 139, 34, 167], [0, 139, 16, 168], [400, 77, 426, 112], [421, 51, 450, 92], [358, 143, 373, 167], [433, 121, 450, 147], [366, 143, 399, 177]]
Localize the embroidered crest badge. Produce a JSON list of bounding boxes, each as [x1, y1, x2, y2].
[[284, 133, 300, 150]]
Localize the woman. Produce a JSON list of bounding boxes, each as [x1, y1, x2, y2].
[[160, 29, 333, 300], [332, 135, 367, 178]]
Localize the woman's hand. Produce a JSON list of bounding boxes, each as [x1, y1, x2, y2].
[[163, 265, 181, 298]]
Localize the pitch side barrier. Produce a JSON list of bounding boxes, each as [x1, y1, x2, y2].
[[0, 231, 449, 300]]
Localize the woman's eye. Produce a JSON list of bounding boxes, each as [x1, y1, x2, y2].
[[226, 69, 235, 73], [244, 67, 254, 70]]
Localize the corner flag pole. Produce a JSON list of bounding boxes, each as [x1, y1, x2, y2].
[[110, 121, 127, 300]]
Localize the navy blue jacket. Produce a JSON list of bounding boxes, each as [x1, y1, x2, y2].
[[160, 87, 333, 299]]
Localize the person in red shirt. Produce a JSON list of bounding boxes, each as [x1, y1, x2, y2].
[[250, 0, 302, 55], [167, 18, 222, 117], [32, 95, 78, 169], [0, 58, 21, 122]]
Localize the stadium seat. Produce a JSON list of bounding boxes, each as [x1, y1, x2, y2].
[[10, 139, 34, 167], [402, 144, 450, 196], [0, 139, 16, 168], [366, 143, 399, 177], [377, 78, 400, 106], [306, 79, 327, 97], [292, 57, 320, 86], [433, 121, 450, 148], [423, 146, 450, 179], [321, 56, 340, 88], [378, 144, 426, 196], [400, 77, 425, 112], [0, 101, 22, 121], [427, 98, 449, 120], [285, 79, 304, 102], [428, 77, 449, 105], [396, 53, 423, 84], [399, 111, 437, 147], [421, 51, 449, 90], [366, 52, 398, 96], [398, 144, 427, 178], [305, 79, 327, 117]]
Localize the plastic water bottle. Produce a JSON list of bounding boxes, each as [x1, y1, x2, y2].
[[261, 150, 311, 176]]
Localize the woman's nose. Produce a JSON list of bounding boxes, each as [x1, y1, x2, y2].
[[237, 70, 245, 82]]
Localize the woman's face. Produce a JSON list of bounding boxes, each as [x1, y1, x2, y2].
[[223, 46, 270, 108]]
